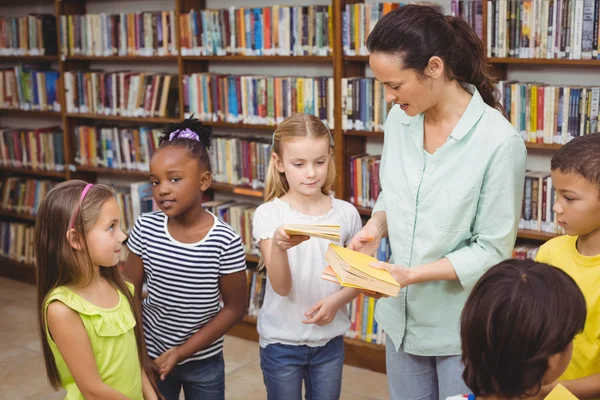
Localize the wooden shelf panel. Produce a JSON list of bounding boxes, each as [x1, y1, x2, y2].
[[183, 55, 332, 62], [488, 57, 600, 66], [209, 182, 264, 198], [64, 55, 178, 62], [356, 206, 372, 217], [0, 166, 66, 178], [0, 256, 36, 285], [517, 229, 559, 241], [524, 142, 562, 150], [343, 55, 370, 62], [0, 55, 58, 62], [203, 121, 277, 131], [0, 108, 61, 117], [0, 209, 37, 223], [65, 113, 179, 123], [231, 314, 386, 373], [344, 130, 383, 138], [246, 254, 260, 263]]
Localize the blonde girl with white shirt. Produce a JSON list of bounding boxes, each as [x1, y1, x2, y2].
[[252, 113, 362, 400]]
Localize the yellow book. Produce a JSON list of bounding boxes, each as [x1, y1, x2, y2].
[[324, 244, 400, 297], [284, 224, 340, 241], [544, 384, 578, 400]]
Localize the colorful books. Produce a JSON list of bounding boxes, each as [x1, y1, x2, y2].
[[284, 224, 340, 241], [323, 243, 400, 297]]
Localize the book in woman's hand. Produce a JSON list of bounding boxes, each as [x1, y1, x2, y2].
[[283, 224, 340, 241]]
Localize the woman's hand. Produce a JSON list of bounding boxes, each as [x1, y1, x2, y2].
[[273, 226, 309, 251], [347, 221, 381, 257], [370, 261, 413, 288]]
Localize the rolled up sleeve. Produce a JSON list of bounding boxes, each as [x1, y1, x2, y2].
[[446, 135, 527, 290]]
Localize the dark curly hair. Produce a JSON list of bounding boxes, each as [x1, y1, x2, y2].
[[461, 259, 586, 398], [158, 116, 213, 172]]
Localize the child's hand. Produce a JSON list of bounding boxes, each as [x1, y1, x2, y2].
[[347, 222, 381, 257], [273, 226, 309, 250], [370, 261, 413, 287], [303, 294, 341, 326], [155, 347, 182, 381]]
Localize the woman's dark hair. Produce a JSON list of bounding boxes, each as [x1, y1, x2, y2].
[[461, 259, 586, 398], [366, 4, 501, 111], [158, 116, 213, 172]]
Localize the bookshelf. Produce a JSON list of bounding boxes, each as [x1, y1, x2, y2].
[[1, 0, 592, 375]]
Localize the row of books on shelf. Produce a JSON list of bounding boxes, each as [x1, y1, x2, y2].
[[0, 15, 58, 56], [342, 2, 442, 57], [60, 12, 177, 57], [64, 71, 178, 118], [498, 81, 600, 145], [74, 125, 162, 172], [180, 6, 333, 57], [0, 177, 56, 216], [203, 199, 256, 255], [520, 171, 565, 234], [209, 136, 271, 190], [342, 77, 391, 132], [513, 243, 540, 259], [183, 74, 334, 127], [0, 66, 61, 112], [487, 0, 600, 60], [0, 127, 64, 171], [451, 0, 484, 39], [349, 154, 381, 209], [0, 222, 35, 265]]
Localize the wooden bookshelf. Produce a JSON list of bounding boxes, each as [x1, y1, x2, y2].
[[65, 113, 180, 124], [0, 257, 36, 284], [228, 314, 386, 373], [64, 55, 178, 62], [487, 57, 600, 66], [203, 121, 278, 131], [0, 55, 58, 62], [0, 166, 66, 179], [0, 209, 37, 223], [517, 229, 559, 241], [209, 182, 264, 198], [0, 108, 61, 117], [523, 142, 563, 151], [344, 130, 384, 139], [182, 55, 333, 62]]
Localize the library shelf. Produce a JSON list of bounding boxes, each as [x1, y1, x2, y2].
[[487, 57, 600, 66], [0, 108, 61, 117], [343, 55, 370, 62], [356, 206, 372, 217], [0, 55, 58, 62], [228, 314, 386, 373], [203, 121, 277, 131], [0, 166, 66, 179], [344, 130, 384, 139], [209, 182, 264, 198], [517, 229, 559, 241], [0, 257, 36, 285], [524, 142, 562, 150], [0, 209, 37, 223], [246, 254, 260, 264], [64, 55, 178, 62], [182, 55, 333, 62], [64, 113, 180, 124]]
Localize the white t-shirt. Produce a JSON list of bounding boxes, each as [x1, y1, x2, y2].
[[252, 197, 362, 347]]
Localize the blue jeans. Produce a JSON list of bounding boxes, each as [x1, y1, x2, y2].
[[260, 336, 345, 400], [157, 353, 225, 400], [385, 335, 469, 400]]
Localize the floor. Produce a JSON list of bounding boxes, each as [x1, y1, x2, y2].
[[0, 277, 389, 400]]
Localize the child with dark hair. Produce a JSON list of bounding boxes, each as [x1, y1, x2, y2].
[[123, 117, 248, 400], [447, 259, 586, 400], [534, 133, 600, 399]]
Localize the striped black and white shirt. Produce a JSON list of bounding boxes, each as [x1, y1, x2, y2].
[[127, 211, 246, 363]]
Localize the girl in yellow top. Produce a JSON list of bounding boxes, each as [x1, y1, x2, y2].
[[36, 180, 158, 400]]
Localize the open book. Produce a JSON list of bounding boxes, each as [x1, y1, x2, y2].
[[283, 224, 340, 241], [323, 244, 401, 297], [544, 384, 578, 400]]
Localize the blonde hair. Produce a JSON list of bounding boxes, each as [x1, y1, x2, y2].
[[263, 113, 336, 202], [35, 180, 145, 389]]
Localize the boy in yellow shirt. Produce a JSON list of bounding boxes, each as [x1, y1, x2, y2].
[[536, 133, 600, 399]]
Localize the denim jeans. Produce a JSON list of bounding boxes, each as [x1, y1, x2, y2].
[[157, 353, 225, 400], [260, 336, 345, 400], [385, 334, 469, 400]]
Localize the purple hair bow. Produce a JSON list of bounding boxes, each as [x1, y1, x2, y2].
[[169, 128, 200, 142]]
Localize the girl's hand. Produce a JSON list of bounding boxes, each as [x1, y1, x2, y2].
[[370, 261, 413, 288], [347, 222, 381, 257], [303, 294, 341, 326], [273, 226, 309, 250], [143, 357, 163, 397], [155, 347, 182, 381]]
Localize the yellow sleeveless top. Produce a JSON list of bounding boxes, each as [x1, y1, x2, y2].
[[44, 282, 143, 400]]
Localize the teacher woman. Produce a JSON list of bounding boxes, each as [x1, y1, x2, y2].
[[348, 5, 527, 400]]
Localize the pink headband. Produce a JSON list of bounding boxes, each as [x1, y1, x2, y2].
[[68, 183, 93, 229]]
